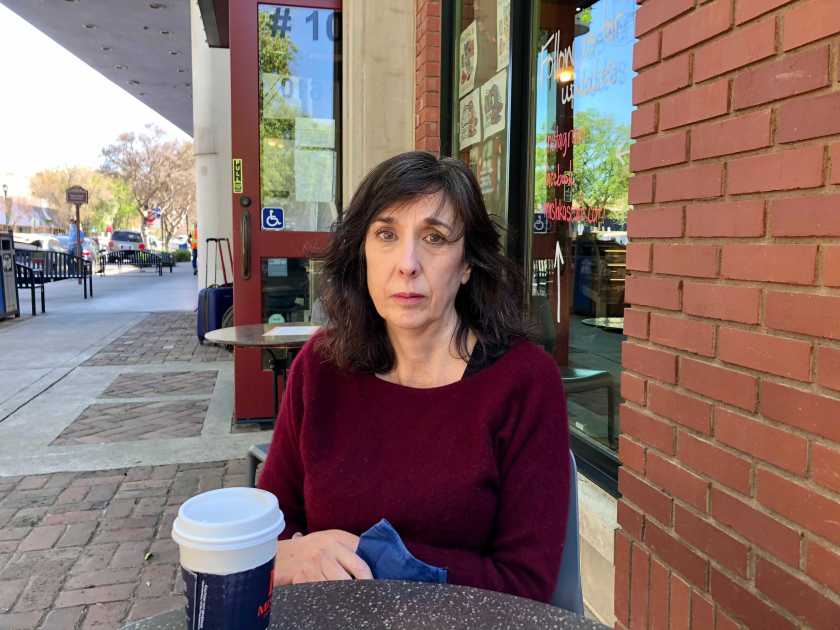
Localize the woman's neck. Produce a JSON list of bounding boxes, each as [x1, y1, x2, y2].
[[380, 314, 476, 388]]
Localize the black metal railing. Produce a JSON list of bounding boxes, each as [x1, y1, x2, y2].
[[101, 250, 175, 276], [14, 262, 45, 316], [14, 249, 93, 299]]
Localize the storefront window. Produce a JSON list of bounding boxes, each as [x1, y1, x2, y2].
[[450, 0, 512, 223], [258, 4, 341, 232], [531, 0, 635, 468]]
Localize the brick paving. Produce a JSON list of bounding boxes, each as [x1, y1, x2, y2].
[[83, 313, 232, 366], [100, 371, 218, 399], [51, 401, 209, 446], [0, 460, 248, 629]]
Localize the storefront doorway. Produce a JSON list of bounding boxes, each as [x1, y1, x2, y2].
[[229, 0, 341, 421]]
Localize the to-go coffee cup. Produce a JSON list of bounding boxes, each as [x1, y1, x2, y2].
[[172, 487, 285, 630]]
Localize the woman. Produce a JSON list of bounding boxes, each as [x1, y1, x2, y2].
[[258, 151, 570, 603]]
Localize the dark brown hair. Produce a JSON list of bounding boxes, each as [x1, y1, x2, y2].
[[315, 151, 531, 373]]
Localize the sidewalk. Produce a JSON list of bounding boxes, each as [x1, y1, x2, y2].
[[0, 263, 272, 628]]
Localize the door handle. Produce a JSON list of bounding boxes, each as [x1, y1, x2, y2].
[[241, 210, 251, 279]]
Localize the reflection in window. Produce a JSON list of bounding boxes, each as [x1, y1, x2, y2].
[[531, 0, 636, 458], [258, 5, 341, 232], [451, 0, 512, 224], [261, 257, 324, 324]]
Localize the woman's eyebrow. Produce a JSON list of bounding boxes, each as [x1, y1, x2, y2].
[[424, 217, 452, 231]]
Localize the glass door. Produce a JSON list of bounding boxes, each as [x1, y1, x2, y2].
[[230, 0, 341, 421]]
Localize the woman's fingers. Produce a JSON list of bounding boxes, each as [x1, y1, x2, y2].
[[334, 544, 373, 580], [320, 549, 353, 581]]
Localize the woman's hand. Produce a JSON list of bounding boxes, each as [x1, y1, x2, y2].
[[273, 530, 373, 586]]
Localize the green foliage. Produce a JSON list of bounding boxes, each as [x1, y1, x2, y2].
[[174, 249, 192, 262]]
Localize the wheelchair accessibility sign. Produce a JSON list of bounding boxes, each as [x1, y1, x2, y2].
[[261, 207, 285, 231]]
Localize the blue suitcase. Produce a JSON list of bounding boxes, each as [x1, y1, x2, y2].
[[197, 238, 234, 343]]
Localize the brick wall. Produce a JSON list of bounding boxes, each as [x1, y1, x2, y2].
[[415, 0, 441, 154], [618, 0, 840, 628]]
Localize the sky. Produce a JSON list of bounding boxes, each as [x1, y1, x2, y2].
[[0, 3, 190, 199]]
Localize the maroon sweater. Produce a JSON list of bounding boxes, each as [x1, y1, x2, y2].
[[257, 336, 571, 603]]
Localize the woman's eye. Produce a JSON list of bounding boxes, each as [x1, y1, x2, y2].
[[425, 232, 446, 245], [376, 229, 396, 242]]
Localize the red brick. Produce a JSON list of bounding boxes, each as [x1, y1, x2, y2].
[[615, 531, 631, 625], [679, 357, 757, 411], [721, 244, 817, 285], [824, 246, 840, 288], [716, 408, 809, 475], [623, 342, 679, 383], [626, 243, 652, 272], [662, 0, 732, 58], [621, 404, 676, 454], [718, 326, 812, 381], [619, 436, 647, 476], [695, 18, 776, 82], [733, 44, 830, 109], [633, 55, 691, 104], [736, 0, 795, 24], [618, 499, 646, 542], [779, 91, 840, 142], [710, 568, 797, 630], [691, 109, 772, 160], [650, 314, 716, 358], [711, 487, 801, 566], [621, 372, 647, 406], [631, 103, 657, 138], [765, 291, 840, 341], [757, 467, 840, 544], [690, 591, 715, 630], [646, 451, 709, 512], [625, 276, 682, 311], [669, 574, 690, 630], [656, 164, 723, 203], [653, 244, 719, 279], [630, 544, 651, 630], [761, 380, 840, 442], [628, 174, 655, 204], [620, 468, 673, 526], [649, 384, 712, 434], [633, 31, 660, 70], [806, 540, 840, 593], [660, 79, 729, 131], [685, 200, 765, 238], [811, 442, 840, 494], [627, 207, 683, 238], [643, 521, 708, 589], [623, 309, 650, 340], [831, 143, 840, 184], [649, 558, 670, 630], [728, 145, 824, 194], [769, 195, 840, 237], [683, 282, 761, 325], [635, 0, 694, 36], [716, 610, 740, 630], [677, 432, 752, 495], [630, 131, 688, 172], [783, 0, 840, 51], [756, 557, 840, 630], [816, 345, 840, 391]]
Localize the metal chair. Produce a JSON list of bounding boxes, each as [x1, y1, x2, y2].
[[561, 368, 616, 448], [551, 451, 584, 614], [248, 443, 270, 487]]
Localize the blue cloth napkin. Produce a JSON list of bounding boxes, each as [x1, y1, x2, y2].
[[356, 518, 448, 583]]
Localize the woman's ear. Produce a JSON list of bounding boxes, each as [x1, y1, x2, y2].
[[461, 265, 472, 285]]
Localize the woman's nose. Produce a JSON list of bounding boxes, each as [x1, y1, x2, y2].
[[397, 241, 420, 277]]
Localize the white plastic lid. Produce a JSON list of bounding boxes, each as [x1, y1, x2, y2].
[[172, 487, 285, 552]]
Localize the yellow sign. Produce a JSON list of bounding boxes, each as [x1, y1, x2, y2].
[[232, 159, 243, 194]]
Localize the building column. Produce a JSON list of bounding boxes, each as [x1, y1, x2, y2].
[[190, 0, 233, 289]]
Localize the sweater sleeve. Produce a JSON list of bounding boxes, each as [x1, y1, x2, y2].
[[257, 349, 308, 540], [403, 364, 571, 603]]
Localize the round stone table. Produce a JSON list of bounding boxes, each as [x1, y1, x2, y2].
[[120, 580, 609, 629]]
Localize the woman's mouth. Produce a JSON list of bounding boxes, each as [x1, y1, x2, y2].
[[392, 292, 425, 304]]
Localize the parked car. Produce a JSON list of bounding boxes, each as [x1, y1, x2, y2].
[[170, 234, 190, 251], [108, 230, 145, 252], [13, 232, 64, 252], [55, 235, 99, 261]]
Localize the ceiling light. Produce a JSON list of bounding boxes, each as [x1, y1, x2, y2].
[[128, 79, 141, 86], [149, 2, 166, 8], [100, 46, 111, 52], [160, 30, 171, 36], [177, 67, 186, 73], [139, 92, 147, 96], [169, 50, 180, 56], [114, 64, 127, 70], [83, 23, 96, 29]]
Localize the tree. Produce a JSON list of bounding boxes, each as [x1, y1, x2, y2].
[[100, 126, 193, 245], [157, 142, 195, 249], [571, 109, 631, 223], [29, 167, 112, 228]]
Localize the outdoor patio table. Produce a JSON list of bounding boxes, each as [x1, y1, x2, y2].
[[204, 323, 319, 423], [120, 580, 610, 629]]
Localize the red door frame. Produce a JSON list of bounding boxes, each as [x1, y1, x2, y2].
[[229, 0, 341, 421]]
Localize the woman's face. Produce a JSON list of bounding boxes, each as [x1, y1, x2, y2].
[[364, 193, 471, 334]]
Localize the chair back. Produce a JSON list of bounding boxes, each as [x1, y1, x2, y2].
[[551, 451, 584, 614]]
